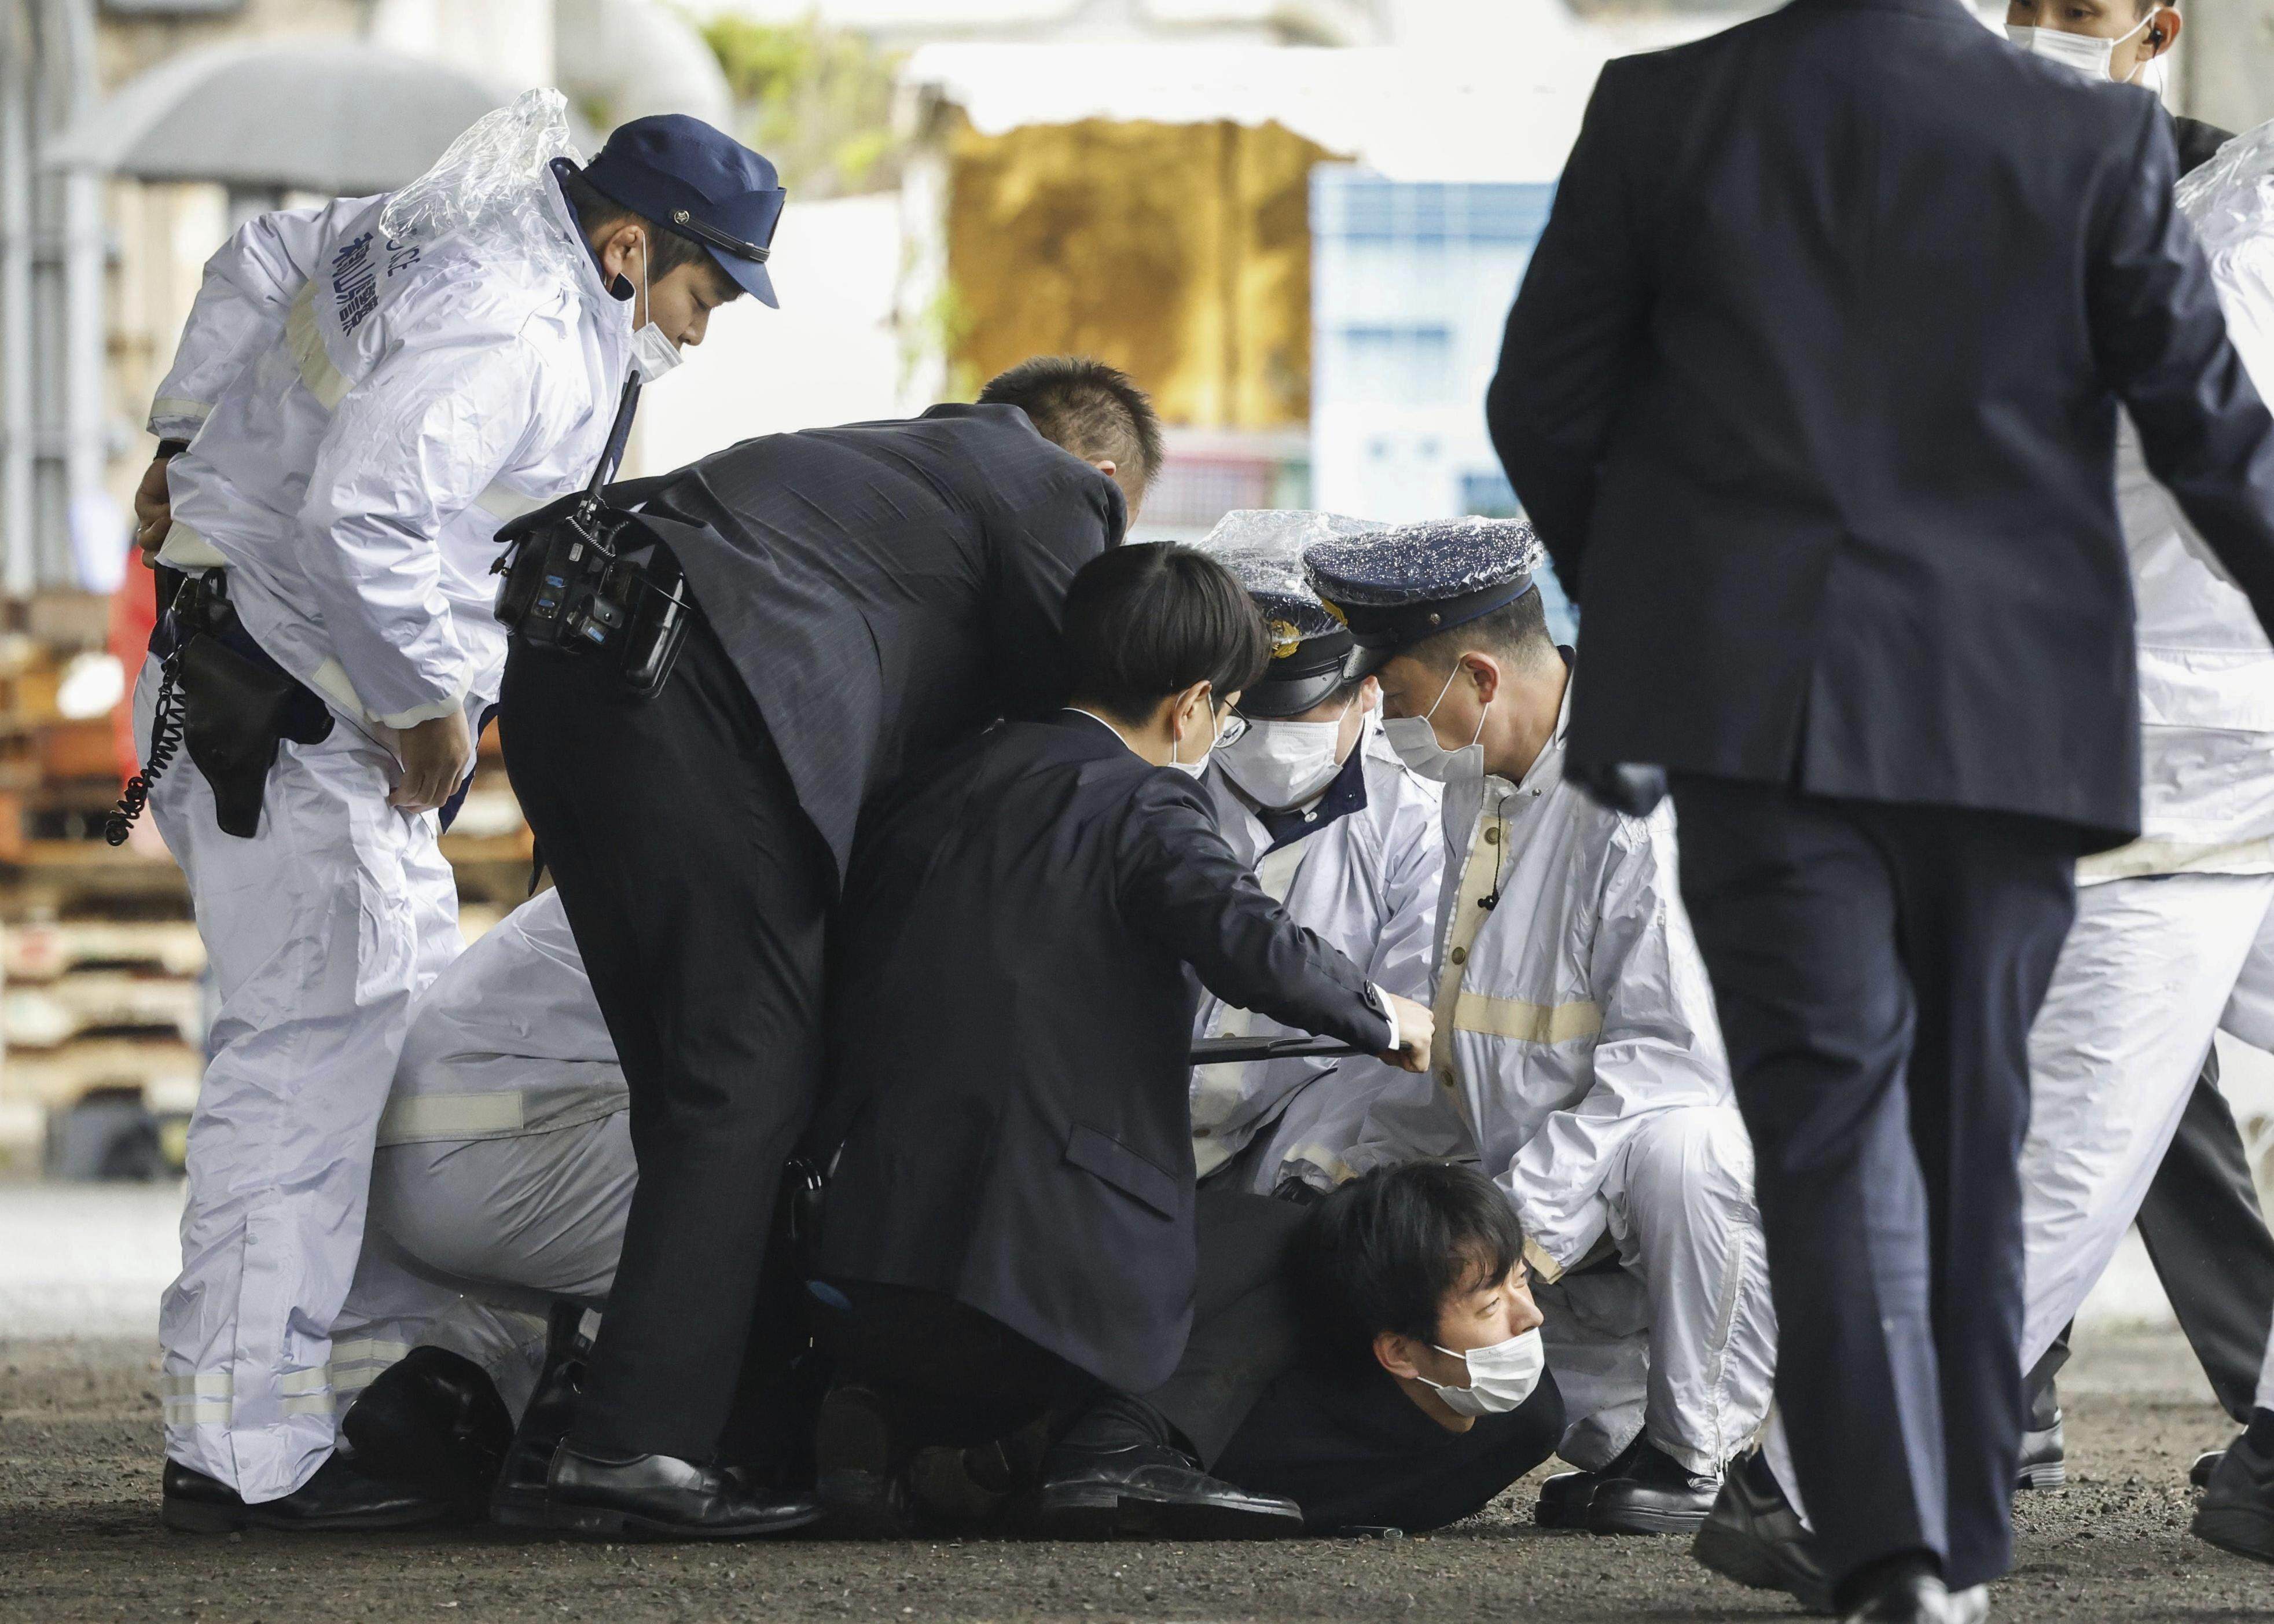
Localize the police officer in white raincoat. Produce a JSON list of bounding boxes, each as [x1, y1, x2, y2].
[[2017, 115, 2274, 1400], [1188, 512, 1466, 1197], [1303, 519, 1777, 1538], [128, 92, 784, 1529]]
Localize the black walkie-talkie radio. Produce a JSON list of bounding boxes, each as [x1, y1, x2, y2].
[[493, 374, 692, 699]]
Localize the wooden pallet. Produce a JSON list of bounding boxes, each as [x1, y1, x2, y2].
[[2, 973, 203, 1049], [4, 918, 206, 982], [3, 1037, 203, 1112]]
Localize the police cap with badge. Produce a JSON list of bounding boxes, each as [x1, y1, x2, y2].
[[1305, 516, 1665, 815], [1300, 516, 1545, 681], [576, 114, 787, 306], [1197, 510, 1390, 717], [498, 116, 786, 698]]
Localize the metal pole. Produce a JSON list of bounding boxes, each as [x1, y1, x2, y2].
[[0, 5, 33, 597], [50, 0, 105, 593]]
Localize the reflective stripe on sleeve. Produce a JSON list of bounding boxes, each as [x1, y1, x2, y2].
[[376, 1090, 527, 1146], [285, 281, 351, 410], [149, 398, 212, 431]]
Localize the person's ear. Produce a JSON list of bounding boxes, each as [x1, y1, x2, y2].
[[1170, 679, 1213, 737], [1373, 1329, 1424, 1382], [1092, 458, 1118, 483], [2148, 6, 2181, 52], [1461, 651, 1503, 707], [598, 223, 645, 293]]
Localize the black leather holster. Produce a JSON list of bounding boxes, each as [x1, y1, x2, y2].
[[175, 633, 335, 839]]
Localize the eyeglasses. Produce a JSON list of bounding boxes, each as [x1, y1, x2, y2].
[[1216, 711, 1250, 749]]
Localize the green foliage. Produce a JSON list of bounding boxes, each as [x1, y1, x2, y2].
[[700, 13, 909, 200]]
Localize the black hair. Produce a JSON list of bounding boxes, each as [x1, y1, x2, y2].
[[979, 357, 1166, 495], [1296, 1161, 1527, 1365], [1064, 543, 1270, 727], [559, 165, 718, 285], [1404, 586, 1556, 674]]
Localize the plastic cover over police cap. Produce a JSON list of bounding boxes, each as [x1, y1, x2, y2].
[[1303, 516, 1544, 678], [1199, 509, 1386, 716]]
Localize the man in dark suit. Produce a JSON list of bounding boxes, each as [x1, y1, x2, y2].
[[498, 358, 1159, 1538], [809, 542, 1434, 1537], [1487, 12, 2274, 1619]]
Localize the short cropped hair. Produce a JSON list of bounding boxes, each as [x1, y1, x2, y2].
[[1064, 543, 1269, 726], [559, 166, 715, 284], [979, 357, 1165, 495], [1296, 1161, 1527, 1365], [1402, 586, 1556, 675]]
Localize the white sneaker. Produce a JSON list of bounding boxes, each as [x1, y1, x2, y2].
[[1946, 1584, 1989, 1624]]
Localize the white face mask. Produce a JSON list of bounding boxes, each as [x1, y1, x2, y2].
[[1170, 700, 1223, 779], [1383, 667, 1489, 784], [1416, 1328, 1546, 1418], [1216, 695, 1357, 810], [629, 239, 684, 383], [2005, 13, 2155, 83]]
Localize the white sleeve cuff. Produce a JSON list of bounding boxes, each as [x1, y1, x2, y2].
[[148, 398, 212, 439]]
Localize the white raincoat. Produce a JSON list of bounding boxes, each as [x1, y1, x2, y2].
[[2020, 116, 2274, 1386], [143, 92, 640, 1501], [1435, 673, 1775, 1474], [1190, 729, 1468, 1194]]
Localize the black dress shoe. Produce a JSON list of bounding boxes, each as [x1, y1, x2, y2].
[[1030, 1441, 1304, 1540], [2015, 1413, 2065, 1490], [1587, 1442, 1721, 1535], [161, 1454, 457, 1534], [1536, 1468, 1604, 1529], [542, 1443, 822, 1540], [1691, 1446, 1833, 1613], [813, 1382, 915, 1537], [1840, 1566, 1954, 1623], [340, 1346, 513, 1516], [491, 1302, 592, 1529], [2192, 1426, 2274, 1564], [1535, 1434, 1643, 1528], [2194, 1445, 2232, 1489]]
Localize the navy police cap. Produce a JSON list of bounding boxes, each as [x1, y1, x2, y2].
[[1200, 510, 1383, 718], [583, 115, 786, 307], [1303, 517, 1544, 679]]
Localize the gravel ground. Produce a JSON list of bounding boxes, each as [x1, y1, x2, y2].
[[5, 1327, 2271, 1624]]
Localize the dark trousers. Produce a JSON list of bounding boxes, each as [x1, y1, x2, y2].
[[2140, 1046, 2274, 1421], [820, 1191, 1310, 1466], [500, 616, 835, 1463], [1670, 779, 2077, 1593]]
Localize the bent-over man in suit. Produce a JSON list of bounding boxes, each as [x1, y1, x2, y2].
[[807, 543, 1435, 1538], [1487, 8, 2274, 1619], [495, 358, 1159, 1538]]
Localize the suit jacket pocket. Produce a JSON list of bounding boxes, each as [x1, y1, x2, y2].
[[1063, 1123, 1179, 1221]]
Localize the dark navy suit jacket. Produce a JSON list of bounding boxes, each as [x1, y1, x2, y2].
[[1489, 0, 2274, 850], [814, 714, 1393, 1394], [623, 403, 1125, 880]]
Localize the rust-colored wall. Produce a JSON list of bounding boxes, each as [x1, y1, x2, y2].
[[945, 114, 1337, 428]]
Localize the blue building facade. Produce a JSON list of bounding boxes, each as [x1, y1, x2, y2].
[[1310, 168, 1575, 642]]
